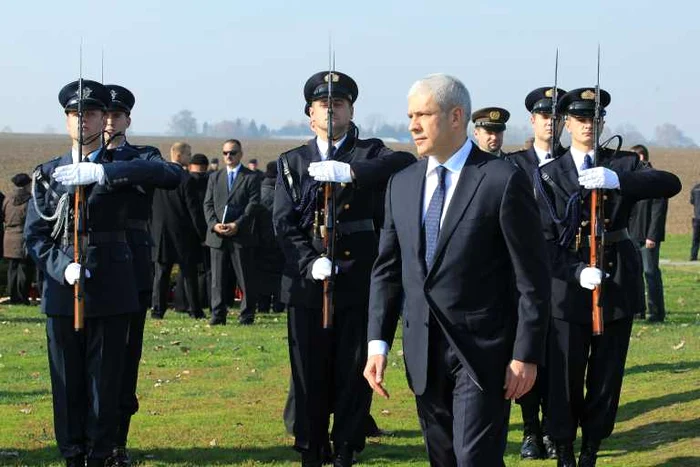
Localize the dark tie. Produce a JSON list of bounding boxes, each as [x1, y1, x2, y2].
[[424, 166, 448, 268], [545, 152, 552, 160], [227, 171, 235, 191], [582, 154, 593, 170]]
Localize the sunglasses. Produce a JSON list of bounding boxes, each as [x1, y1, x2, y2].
[[222, 150, 240, 156]]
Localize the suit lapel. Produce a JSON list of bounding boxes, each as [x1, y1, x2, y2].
[[428, 147, 486, 277], [409, 159, 429, 278], [308, 139, 323, 162], [226, 167, 246, 202]]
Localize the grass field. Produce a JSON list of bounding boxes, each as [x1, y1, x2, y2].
[[0, 235, 698, 466]]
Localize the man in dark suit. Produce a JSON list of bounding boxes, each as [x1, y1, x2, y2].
[[274, 71, 414, 467], [691, 182, 700, 260], [150, 142, 207, 319], [364, 73, 551, 467], [204, 139, 261, 325], [102, 84, 183, 466], [628, 144, 668, 322], [25, 79, 180, 467], [506, 86, 568, 461], [535, 88, 681, 466]]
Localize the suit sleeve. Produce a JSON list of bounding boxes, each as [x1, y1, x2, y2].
[[647, 197, 668, 242], [203, 173, 218, 232], [184, 175, 206, 241], [102, 159, 184, 190], [367, 174, 404, 348], [234, 173, 261, 231], [499, 169, 551, 364], [350, 144, 416, 188]]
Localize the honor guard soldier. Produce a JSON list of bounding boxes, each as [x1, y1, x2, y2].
[[24, 79, 183, 467], [471, 106, 509, 157], [103, 84, 183, 466], [535, 88, 681, 467], [507, 86, 568, 461], [273, 71, 414, 466]]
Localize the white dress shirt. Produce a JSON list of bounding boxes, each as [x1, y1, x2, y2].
[[315, 134, 348, 160], [226, 162, 242, 181], [533, 144, 553, 166], [71, 147, 102, 164], [569, 146, 595, 175], [368, 138, 473, 357]]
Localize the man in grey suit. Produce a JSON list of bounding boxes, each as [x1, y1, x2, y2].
[[364, 74, 551, 466], [204, 139, 261, 325]]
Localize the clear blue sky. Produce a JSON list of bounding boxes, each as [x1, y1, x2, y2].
[[1, 0, 698, 142]]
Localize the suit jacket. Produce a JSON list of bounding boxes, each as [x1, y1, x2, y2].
[[536, 148, 681, 324], [24, 149, 174, 317], [151, 170, 207, 264], [368, 145, 551, 396], [273, 134, 415, 307], [204, 165, 261, 248], [691, 183, 700, 220]]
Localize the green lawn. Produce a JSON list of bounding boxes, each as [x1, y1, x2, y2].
[[1, 239, 699, 466]]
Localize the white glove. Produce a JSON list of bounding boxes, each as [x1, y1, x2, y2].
[[64, 262, 91, 285], [578, 167, 620, 189], [579, 267, 603, 290], [308, 161, 353, 183], [53, 162, 106, 186], [311, 257, 334, 281]]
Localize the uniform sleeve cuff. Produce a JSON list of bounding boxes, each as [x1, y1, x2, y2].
[[368, 340, 389, 356]]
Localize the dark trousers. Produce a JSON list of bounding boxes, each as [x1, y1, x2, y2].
[[210, 243, 256, 321], [415, 324, 510, 467], [287, 303, 372, 454], [547, 317, 633, 443], [7, 257, 34, 304], [115, 291, 150, 447], [516, 367, 549, 434], [638, 242, 665, 320], [46, 314, 129, 460], [174, 247, 211, 312], [691, 219, 700, 260], [152, 261, 201, 316], [257, 292, 284, 313]]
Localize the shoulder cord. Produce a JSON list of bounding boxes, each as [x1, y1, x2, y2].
[[31, 170, 70, 241], [533, 167, 581, 248]]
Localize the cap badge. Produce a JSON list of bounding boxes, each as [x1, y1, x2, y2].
[[324, 73, 340, 83], [81, 87, 93, 99], [581, 90, 596, 100], [110, 89, 118, 100], [545, 89, 554, 98], [489, 110, 501, 121]]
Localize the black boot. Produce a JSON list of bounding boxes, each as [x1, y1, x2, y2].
[[555, 441, 576, 467], [107, 447, 131, 467], [578, 437, 601, 467], [520, 417, 544, 459], [86, 459, 106, 467], [332, 445, 354, 467], [65, 454, 86, 467], [301, 447, 323, 467], [543, 434, 558, 459]]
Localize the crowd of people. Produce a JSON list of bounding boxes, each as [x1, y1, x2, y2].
[[0, 70, 691, 467]]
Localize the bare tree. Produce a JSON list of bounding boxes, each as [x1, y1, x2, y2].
[[168, 110, 198, 136]]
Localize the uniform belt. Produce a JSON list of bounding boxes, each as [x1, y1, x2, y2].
[[88, 231, 127, 244], [336, 219, 375, 236], [577, 228, 631, 249], [125, 219, 149, 231]]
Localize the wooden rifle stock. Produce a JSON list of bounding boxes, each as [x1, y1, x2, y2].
[[590, 189, 604, 335], [73, 186, 85, 331], [322, 182, 336, 329]]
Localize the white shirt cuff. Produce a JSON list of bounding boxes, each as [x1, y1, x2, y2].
[[368, 340, 389, 356]]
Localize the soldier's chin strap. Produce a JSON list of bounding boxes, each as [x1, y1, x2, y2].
[[82, 130, 103, 148], [104, 130, 125, 148]]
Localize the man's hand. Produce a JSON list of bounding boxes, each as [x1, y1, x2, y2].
[[311, 257, 333, 281], [504, 360, 537, 400], [579, 267, 603, 290], [363, 354, 390, 399], [64, 262, 91, 285], [308, 161, 353, 183], [645, 239, 656, 249], [578, 167, 620, 190], [53, 162, 106, 186], [213, 223, 230, 235], [226, 222, 239, 236]]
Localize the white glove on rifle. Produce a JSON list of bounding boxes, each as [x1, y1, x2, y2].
[[64, 262, 91, 285], [578, 167, 620, 189], [579, 267, 603, 290], [308, 161, 353, 183], [311, 257, 336, 281], [53, 162, 106, 186]]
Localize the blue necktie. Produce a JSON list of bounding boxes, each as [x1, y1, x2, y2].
[[424, 166, 448, 268], [582, 154, 593, 170], [227, 170, 235, 191]]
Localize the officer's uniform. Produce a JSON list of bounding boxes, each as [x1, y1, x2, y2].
[[24, 80, 180, 467], [273, 71, 415, 465], [535, 88, 681, 465], [104, 85, 183, 457], [471, 106, 509, 158], [504, 86, 567, 461]]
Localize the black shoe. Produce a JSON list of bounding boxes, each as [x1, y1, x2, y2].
[[543, 434, 558, 459], [633, 312, 646, 320], [66, 455, 86, 467], [555, 441, 576, 467], [86, 458, 107, 467], [189, 311, 206, 320], [107, 447, 131, 467], [647, 315, 664, 323], [333, 446, 354, 467], [301, 449, 323, 467], [150, 310, 164, 320], [209, 316, 227, 326], [520, 433, 544, 459], [238, 316, 254, 325], [578, 438, 600, 467]]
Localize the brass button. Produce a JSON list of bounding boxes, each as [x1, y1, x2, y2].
[[604, 218, 611, 224], [608, 262, 614, 267], [603, 195, 609, 200], [344, 250, 351, 256], [340, 183, 347, 187], [344, 204, 350, 209]]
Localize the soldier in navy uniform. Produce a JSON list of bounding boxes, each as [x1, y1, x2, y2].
[[24, 79, 183, 467], [506, 86, 567, 461], [471, 106, 509, 157], [273, 71, 415, 466], [535, 88, 681, 467], [102, 84, 183, 466]]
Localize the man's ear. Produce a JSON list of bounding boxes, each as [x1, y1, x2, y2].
[[126, 115, 132, 129]]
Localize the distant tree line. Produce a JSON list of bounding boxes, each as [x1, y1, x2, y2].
[[166, 109, 698, 148]]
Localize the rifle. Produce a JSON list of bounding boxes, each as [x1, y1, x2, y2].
[[322, 46, 337, 330], [590, 45, 604, 336], [73, 43, 87, 331], [550, 49, 560, 155]]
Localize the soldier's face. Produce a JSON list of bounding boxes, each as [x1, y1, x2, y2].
[[565, 115, 604, 147], [309, 98, 353, 140], [530, 113, 554, 143], [66, 109, 106, 144], [473, 127, 504, 153], [222, 142, 243, 168], [105, 111, 131, 138], [408, 91, 463, 160]]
